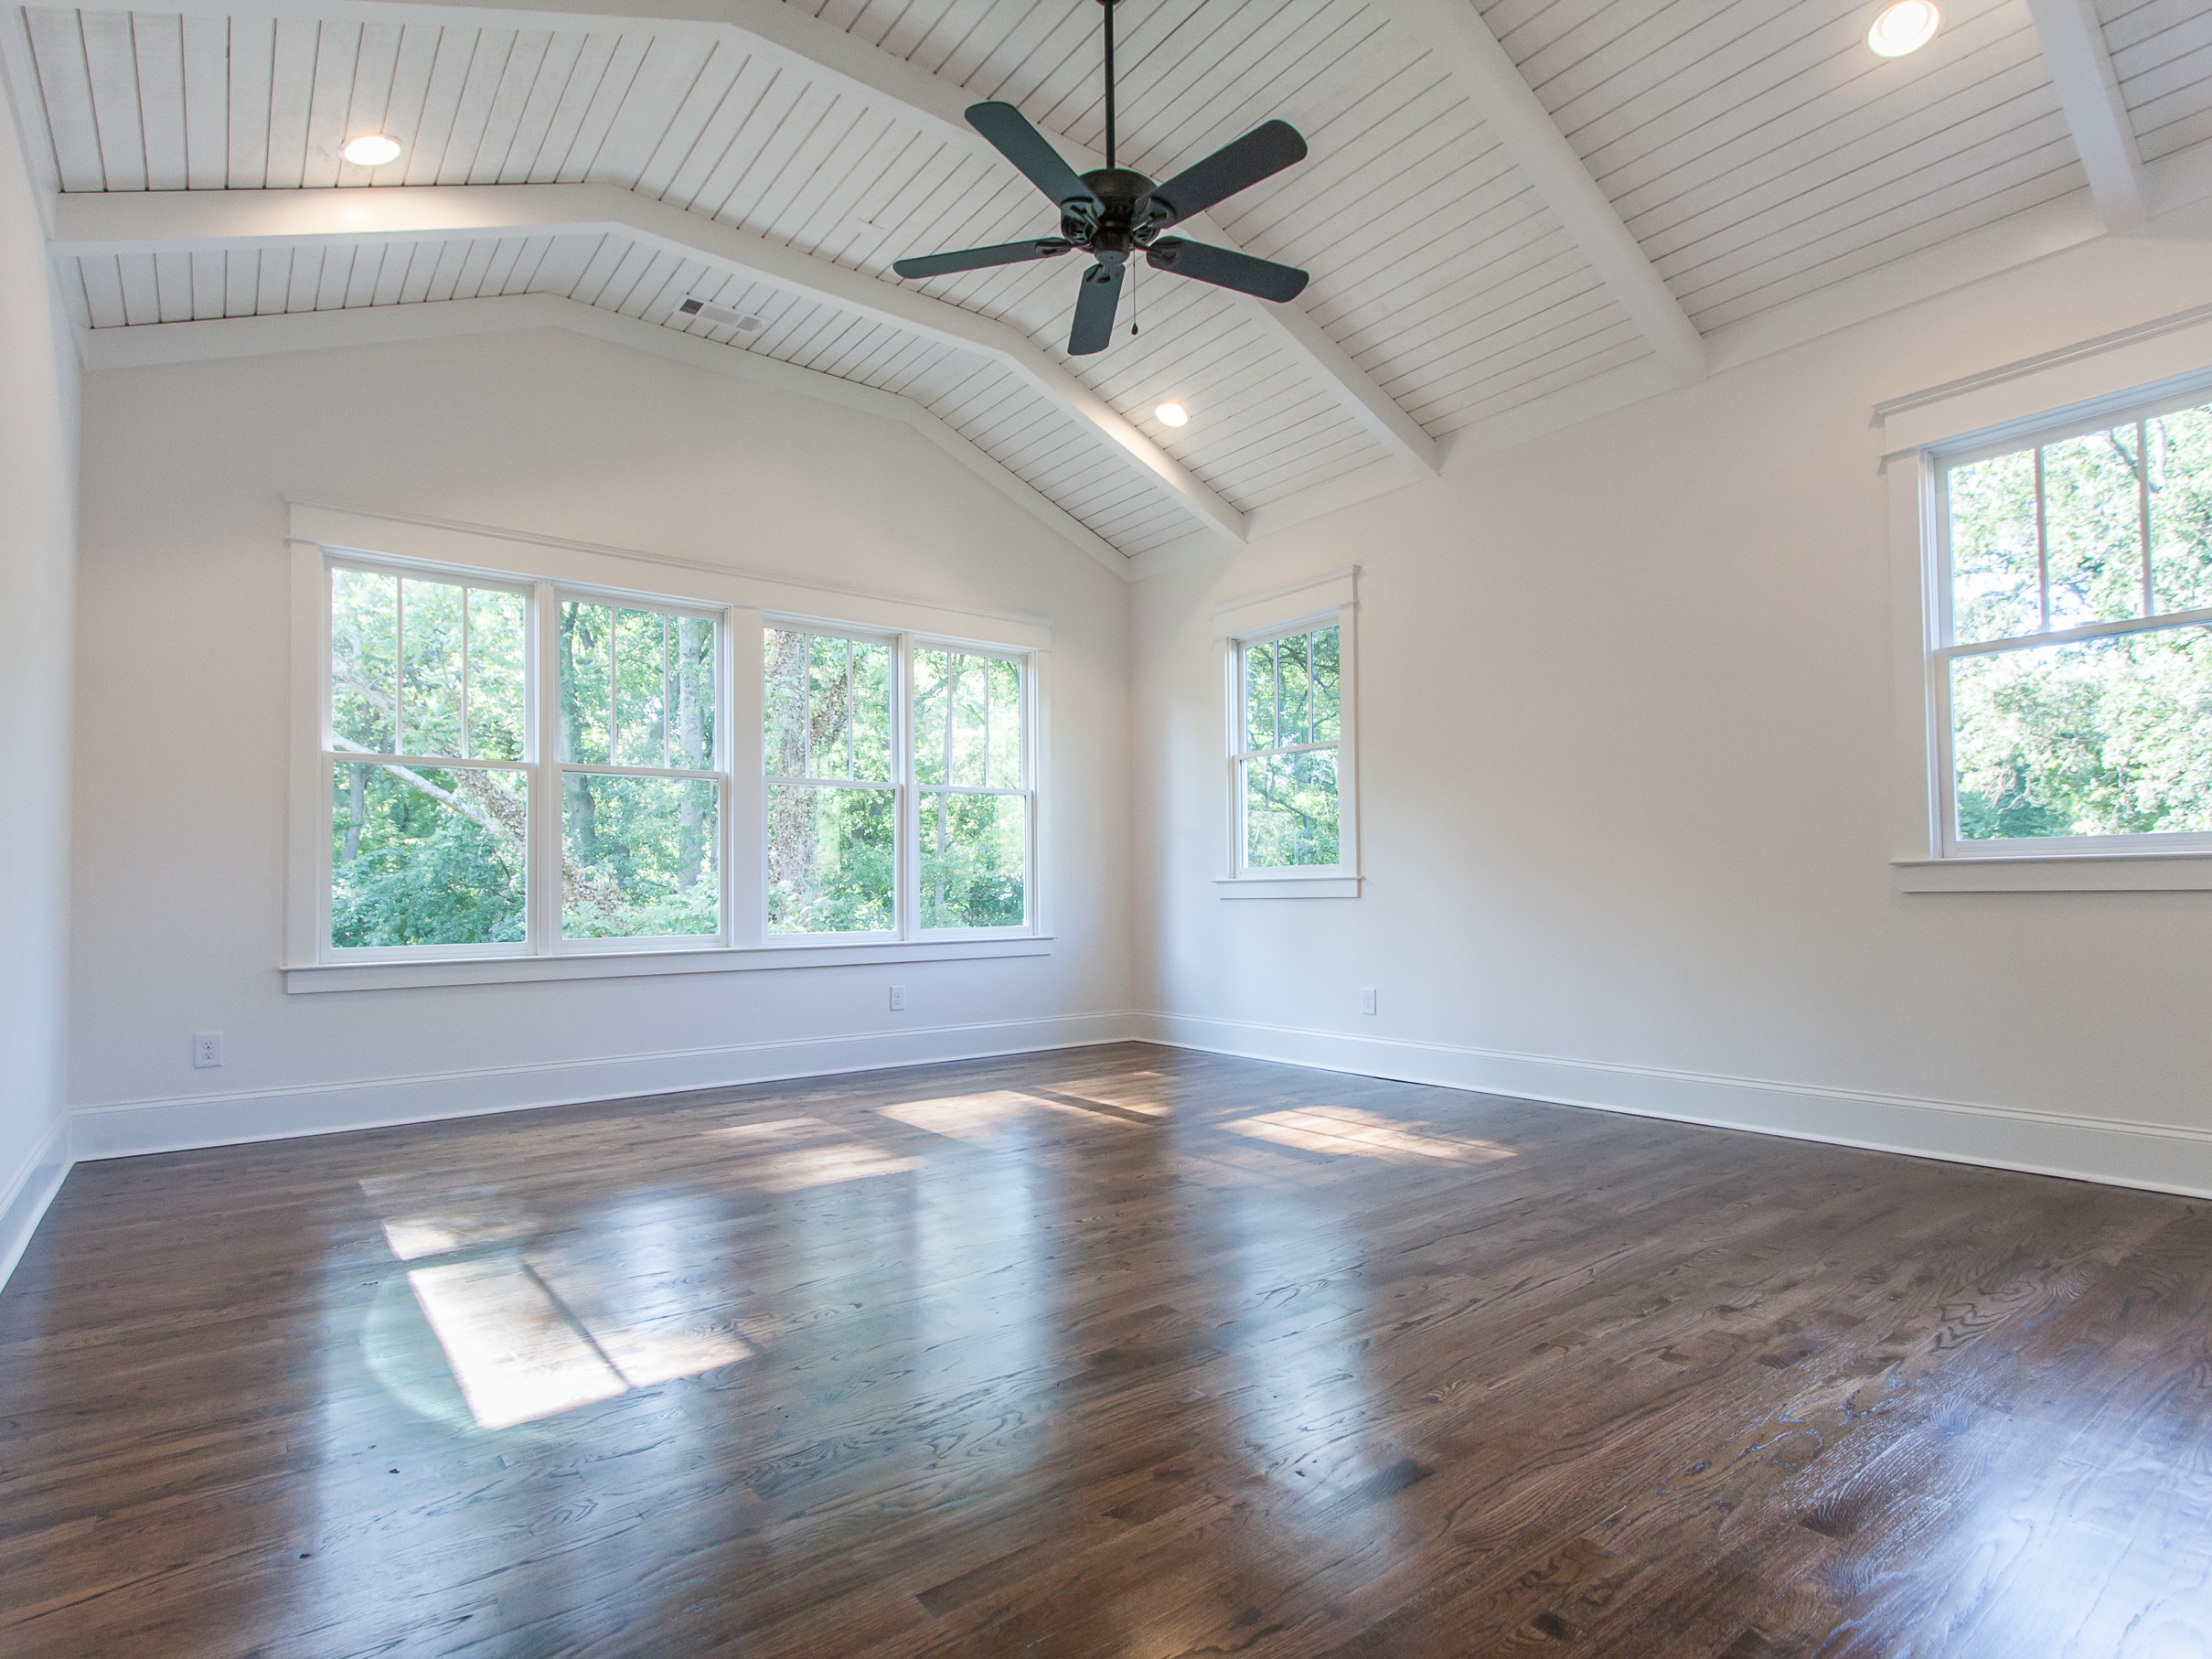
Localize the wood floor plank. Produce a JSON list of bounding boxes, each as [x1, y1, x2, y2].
[[4, 1043, 2208, 1657]]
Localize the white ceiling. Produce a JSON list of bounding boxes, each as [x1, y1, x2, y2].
[[13, 0, 2212, 563]]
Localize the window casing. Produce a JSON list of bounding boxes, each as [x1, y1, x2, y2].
[[1213, 576, 1359, 898], [303, 540, 1040, 973], [1930, 387, 2212, 858]]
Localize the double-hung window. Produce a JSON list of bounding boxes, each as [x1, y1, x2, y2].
[[1933, 391, 2212, 854], [761, 628, 1035, 938], [327, 563, 535, 953], [914, 646, 1030, 930], [764, 626, 897, 935], [304, 527, 1042, 979], [554, 597, 726, 942], [1213, 570, 1360, 898], [1235, 622, 1343, 870], [325, 563, 732, 955]]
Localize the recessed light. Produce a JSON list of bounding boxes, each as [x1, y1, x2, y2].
[[342, 134, 403, 167], [1156, 401, 1189, 427], [1867, 0, 1940, 57]]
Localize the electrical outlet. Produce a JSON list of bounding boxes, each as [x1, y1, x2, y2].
[[889, 985, 906, 1012], [1360, 989, 1376, 1016], [193, 1032, 224, 1068]]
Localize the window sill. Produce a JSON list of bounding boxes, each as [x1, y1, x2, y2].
[[283, 936, 1053, 993], [1895, 854, 2212, 893], [1215, 874, 1362, 900]]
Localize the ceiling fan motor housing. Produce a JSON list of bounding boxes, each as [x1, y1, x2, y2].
[[1071, 168, 1163, 262]]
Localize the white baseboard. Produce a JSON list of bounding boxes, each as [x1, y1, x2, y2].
[[0, 1114, 73, 1293], [18, 1007, 2205, 1304], [1135, 1012, 2212, 1199], [68, 1011, 1141, 1163]]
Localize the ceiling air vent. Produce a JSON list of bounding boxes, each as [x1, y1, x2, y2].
[[678, 297, 764, 333]]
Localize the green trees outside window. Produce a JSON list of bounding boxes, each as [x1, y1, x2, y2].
[[764, 628, 895, 933], [1235, 625, 1341, 868], [915, 648, 1026, 928], [329, 569, 531, 947], [1944, 403, 2212, 840], [325, 562, 1033, 955], [555, 601, 720, 938]]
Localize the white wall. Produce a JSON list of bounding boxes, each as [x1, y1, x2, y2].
[[68, 325, 1132, 1151], [1134, 209, 2212, 1195], [0, 72, 80, 1276]]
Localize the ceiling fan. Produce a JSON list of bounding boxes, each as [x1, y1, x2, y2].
[[892, 0, 1310, 357]]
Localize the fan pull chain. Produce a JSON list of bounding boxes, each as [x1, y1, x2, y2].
[[1130, 258, 1139, 337]]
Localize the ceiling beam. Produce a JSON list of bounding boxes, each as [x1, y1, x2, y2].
[[121, 0, 1441, 478], [50, 182, 1247, 546], [1363, 0, 1706, 386], [2024, 0, 2149, 232]]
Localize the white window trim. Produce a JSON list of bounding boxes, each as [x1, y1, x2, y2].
[[286, 503, 1052, 989], [1883, 341, 2212, 894], [1212, 568, 1361, 899]]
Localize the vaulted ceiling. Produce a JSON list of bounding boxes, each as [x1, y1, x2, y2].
[[11, 0, 2212, 571]]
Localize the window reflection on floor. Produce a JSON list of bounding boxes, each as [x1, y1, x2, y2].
[[1224, 1105, 1516, 1164], [406, 1258, 633, 1430], [361, 1177, 539, 1260], [880, 1089, 1132, 1143], [702, 1117, 923, 1191], [1046, 1070, 1179, 1117]]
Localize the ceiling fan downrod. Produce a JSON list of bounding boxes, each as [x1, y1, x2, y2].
[[1100, 0, 1118, 170]]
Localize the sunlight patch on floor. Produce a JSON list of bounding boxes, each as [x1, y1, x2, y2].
[[880, 1089, 1121, 1143], [407, 1255, 753, 1429], [362, 1177, 539, 1260], [703, 1117, 923, 1191], [1224, 1106, 1516, 1164], [1049, 1070, 1177, 1117], [408, 1258, 629, 1430]]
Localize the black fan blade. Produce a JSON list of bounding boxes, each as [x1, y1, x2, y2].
[[894, 240, 1072, 280], [966, 102, 1104, 217], [1144, 120, 1307, 227], [1067, 262, 1124, 356], [1146, 238, 1309, 303]]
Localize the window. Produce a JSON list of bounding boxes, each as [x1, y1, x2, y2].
[[1934, 391, 2212, 855], [1213, 572, 1359, 898], [1235, 622, 1342, 870], [763, 629, 1034, 938], [305, 533, 1039, 974], [764, 626, 896, 935], [556, 599, 724, 940], [915, 647, 1030, 930], [328, 564, 534, 952]]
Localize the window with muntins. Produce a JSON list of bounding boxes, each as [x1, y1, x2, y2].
[[764, 626, 896, 935], [1937, 392, 2212, 853], [328, 563, 536, 952], [1234, 622, 1343, 870], [915, 648, 1029, 929], [315, 550, 1036, 962]]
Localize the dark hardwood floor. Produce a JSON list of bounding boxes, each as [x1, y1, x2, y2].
[[4, 1042, 2209, 1657]]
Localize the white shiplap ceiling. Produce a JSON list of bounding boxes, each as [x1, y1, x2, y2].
[[15, 0, 2212, 567]]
